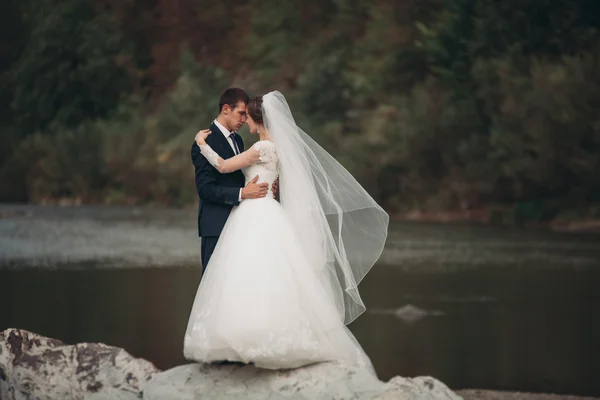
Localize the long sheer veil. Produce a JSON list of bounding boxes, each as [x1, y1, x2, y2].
[[262, 91, 389, 324]]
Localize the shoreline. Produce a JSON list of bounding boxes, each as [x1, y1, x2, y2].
[[3, 200, 599, 234], [399, 209, 600, 233]]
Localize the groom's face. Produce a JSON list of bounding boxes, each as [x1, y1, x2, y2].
[[224, 101, 248, 132]]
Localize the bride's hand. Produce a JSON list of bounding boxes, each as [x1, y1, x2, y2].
[[195, 129, 211, 145]]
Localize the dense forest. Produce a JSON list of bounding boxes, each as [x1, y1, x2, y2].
[[1, 0, 599, 225]]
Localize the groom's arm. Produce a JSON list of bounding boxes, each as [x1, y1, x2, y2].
[[192, 143, 241, 206]]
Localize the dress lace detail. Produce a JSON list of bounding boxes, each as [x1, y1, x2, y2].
[[242, 141, 279, 199], [253, 141, 278, 171], [199, 144, 221, 168], [184, 309, 328, 367]]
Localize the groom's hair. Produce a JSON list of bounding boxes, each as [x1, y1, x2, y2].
[[219, 88, 249, 114]]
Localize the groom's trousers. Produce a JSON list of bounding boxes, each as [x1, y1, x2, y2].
[[201, 236, 219, 273]]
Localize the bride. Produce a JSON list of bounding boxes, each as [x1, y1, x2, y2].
[[184, 91, 389, 372]]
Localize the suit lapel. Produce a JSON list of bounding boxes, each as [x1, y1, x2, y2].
[[209, 122, 236, 159]]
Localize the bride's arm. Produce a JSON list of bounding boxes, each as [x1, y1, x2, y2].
[[198, 144, 260, 174], [194, 129, 261, 173]]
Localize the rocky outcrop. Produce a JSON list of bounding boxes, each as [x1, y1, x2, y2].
[[143, 361, 462, 400], [0, 328, 159, 400], [1, 328, 462, 400]]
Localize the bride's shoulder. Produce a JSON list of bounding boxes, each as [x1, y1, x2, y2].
[[252, 140, 276, 151], [252, 140, 277, 162]]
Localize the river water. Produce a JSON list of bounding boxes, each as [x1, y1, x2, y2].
[[1, 205, 599, 396]]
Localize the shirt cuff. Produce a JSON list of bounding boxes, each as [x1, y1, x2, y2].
[[238, 188, 243, 202]]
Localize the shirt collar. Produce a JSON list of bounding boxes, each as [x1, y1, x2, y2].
[[213, 119, 234, 138]]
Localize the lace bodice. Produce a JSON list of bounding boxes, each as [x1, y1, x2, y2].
[[199, 140, 279, 199], [243, 141, 279, 198]]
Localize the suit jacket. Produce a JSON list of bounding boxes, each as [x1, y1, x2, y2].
[[192, 122, 245, 237]]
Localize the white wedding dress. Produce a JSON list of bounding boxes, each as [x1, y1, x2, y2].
[[184, 140, 373, 371]]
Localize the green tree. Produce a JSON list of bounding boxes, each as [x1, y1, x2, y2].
[[10, 0, 134, 135]]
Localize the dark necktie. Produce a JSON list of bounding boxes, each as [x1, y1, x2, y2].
[[229, 132, 240, 155]]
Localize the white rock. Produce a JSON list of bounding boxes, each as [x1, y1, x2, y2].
[[0, 328, 159, 400], [143, 361, 463, 400], [1, 329, 462, 400]]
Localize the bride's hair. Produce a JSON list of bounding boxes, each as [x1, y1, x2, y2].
[[247, 96, 264, 124]]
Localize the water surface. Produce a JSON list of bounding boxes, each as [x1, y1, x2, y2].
[[1, 205, 599, 395]]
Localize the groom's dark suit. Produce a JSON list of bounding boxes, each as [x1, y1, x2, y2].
[[192, 122, 245, 271]]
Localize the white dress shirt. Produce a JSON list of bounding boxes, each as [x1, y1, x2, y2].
[[213, 120, 239, 154], [213, 120, 243, 202]]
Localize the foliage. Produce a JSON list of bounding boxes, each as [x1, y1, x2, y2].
[[8, 0, 135, 135], [1, 0, 600, 224]]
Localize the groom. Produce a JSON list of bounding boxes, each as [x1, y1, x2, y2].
[[192, 88, 270, 272]]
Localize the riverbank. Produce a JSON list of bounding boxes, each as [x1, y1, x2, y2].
[[5, 200, 599, 234], [401, 208, 600, 233], [2, 204, 599, 270]]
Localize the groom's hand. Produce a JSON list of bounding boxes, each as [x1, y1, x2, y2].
[[241, 176, 268, 199]]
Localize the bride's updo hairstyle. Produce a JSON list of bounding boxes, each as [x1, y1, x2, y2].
[[247, 96, 264, 124]]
